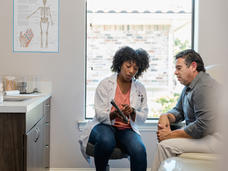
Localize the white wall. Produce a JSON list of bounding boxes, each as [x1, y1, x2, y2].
[[0, 0, 86, 168], [0, 0, 227, 169], [197, 0, 227, 66]]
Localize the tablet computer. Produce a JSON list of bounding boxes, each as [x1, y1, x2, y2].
[[110, 99, 128, 123]]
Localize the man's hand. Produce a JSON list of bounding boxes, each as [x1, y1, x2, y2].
[[157, 126, 172, 142], [158, 114, 170, 130], [156, 113, 177, 142]]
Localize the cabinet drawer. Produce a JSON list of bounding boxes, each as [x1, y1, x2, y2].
[[26, 118, 44, 171], [26, 103, 44, 133]]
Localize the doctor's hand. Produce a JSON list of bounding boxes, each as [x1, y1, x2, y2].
[[109, 110, 124, 121], [121, 104, 133, 117], [121, 104, 136, 121]]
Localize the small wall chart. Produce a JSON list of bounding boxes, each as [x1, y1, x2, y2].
[[13, 0, 59, 53]]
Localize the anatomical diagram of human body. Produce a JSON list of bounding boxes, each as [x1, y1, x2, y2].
[[27, 0, 53, 48]]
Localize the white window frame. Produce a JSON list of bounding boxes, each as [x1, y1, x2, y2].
[[84, 0, 195, 121]]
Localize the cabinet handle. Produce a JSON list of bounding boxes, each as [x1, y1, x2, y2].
[[34, 127, 40, 142]]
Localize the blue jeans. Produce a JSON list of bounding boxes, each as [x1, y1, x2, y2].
[[88, 123, 147, 171]]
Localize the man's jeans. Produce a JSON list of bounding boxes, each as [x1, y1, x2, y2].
[[88, 123, 147, 171]]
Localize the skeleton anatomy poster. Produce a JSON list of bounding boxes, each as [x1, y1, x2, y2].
[[13, 0, 59, 53]]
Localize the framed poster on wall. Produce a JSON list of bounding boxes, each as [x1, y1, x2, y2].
[[13, 0, 59, 53]]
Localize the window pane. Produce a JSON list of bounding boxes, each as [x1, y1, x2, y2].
[[86, 0, 193, 119]]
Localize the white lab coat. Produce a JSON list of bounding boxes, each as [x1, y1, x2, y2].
[[79, 74, 148, 162]]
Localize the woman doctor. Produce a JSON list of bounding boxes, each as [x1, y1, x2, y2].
[[87, 46, 150, 171]]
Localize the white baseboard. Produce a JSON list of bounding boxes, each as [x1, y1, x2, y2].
[[50, 168, 151, 171]]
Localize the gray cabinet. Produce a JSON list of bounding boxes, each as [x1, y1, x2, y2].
[[27, 117, 44, 171], [26, 98, 51, 171], [0, 97, 51, 171]]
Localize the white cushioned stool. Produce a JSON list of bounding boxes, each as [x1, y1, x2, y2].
[[159, 153, 219, 171], [179, 152, 218, 161]]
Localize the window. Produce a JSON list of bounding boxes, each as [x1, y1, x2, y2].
[[86, 0, 194, 119]]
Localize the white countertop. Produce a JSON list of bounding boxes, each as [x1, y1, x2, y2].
[[0, 93, 51, 113]]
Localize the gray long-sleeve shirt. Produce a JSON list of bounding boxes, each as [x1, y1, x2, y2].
[[169, 71, 219, 139]]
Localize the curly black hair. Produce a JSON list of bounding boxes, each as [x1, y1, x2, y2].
[[111, 46, 150, 79], [175, 49, 205, 72], [135, 48, 150, 78]]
